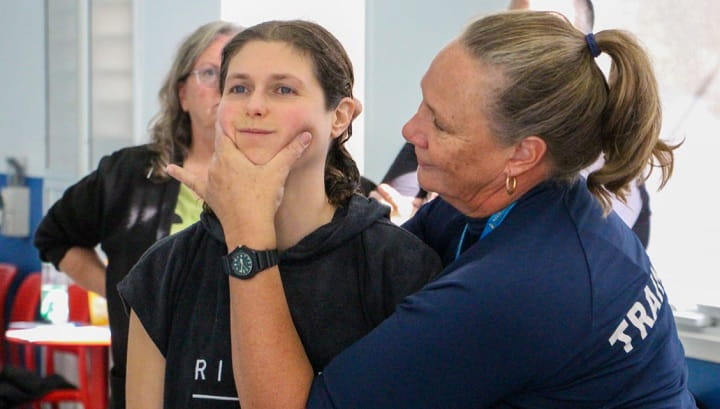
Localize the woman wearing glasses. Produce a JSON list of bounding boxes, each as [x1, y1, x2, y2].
[[34, 21, 240, 409]]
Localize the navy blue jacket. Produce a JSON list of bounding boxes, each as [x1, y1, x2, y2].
[[118, 196, 441, 408], [308, 180, 695, 408]]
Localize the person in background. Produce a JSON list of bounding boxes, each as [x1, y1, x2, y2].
[[119, 20, 440, 408], [179, 10, 696, 408], [33, 21, 240, 409], [374, 0, 653, 248]]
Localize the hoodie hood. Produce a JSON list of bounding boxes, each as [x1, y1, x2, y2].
[[201, 194, 391, 261]]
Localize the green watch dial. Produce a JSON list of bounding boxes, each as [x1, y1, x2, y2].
[[230, 251, 253, 277]]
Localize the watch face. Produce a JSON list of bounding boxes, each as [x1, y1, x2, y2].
[[230, 251, 253, 277]]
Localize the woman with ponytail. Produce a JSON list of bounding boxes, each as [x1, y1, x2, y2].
[[185, 10, 696, 409]]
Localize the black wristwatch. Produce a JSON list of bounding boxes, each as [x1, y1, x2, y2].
[[223, 246, 279, 279]]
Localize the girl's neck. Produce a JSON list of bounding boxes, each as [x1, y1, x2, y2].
[[274, 165, 337, 251]]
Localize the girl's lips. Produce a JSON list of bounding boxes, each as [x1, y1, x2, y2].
[[238, 128, 273, 134]]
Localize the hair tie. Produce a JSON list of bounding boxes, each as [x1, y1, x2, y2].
[[585, 33, 601, 58]]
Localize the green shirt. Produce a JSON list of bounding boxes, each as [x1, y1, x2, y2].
[[170, 183, 203, 235]]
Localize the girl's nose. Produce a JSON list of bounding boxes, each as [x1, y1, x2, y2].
[[245, 92, 268, 117]]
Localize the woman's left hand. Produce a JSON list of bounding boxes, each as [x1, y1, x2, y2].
[[168, 123, 312, 249]]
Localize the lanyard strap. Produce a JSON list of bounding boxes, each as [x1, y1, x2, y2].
[[454, 202, 516, 260]]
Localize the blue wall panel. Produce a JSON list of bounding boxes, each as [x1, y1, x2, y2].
[[688, 358, 720, 409], [0, 174, 43, 275]]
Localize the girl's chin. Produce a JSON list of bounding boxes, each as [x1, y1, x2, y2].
[[234, 146, 271, 165], [246, 154, 274, 166], [241, 137, 321, 166]]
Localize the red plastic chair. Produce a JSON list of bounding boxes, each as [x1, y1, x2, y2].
[[0, 262, 19, 366], [8, 272, 40, 323], [67, 284, 90, 323], [8, 272, 42, 366]]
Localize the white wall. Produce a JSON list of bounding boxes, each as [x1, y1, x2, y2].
[[0, 1, 46, 177], [594, 1, 720, 308], [363, 0, 507, 183], [220, 0, 366, 173]]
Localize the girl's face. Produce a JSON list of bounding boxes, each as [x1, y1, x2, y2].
[[218, 40, 348, 167]]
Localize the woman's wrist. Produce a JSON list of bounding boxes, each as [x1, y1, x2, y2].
[[225, 223, 277, 252]]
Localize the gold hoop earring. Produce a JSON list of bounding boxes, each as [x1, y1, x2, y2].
[[505, 175, 517, 195]]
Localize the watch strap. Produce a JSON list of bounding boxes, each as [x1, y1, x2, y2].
[[251, 247, 279, 271]]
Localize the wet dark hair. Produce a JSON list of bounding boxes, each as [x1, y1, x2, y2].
[[220, 20, 360, 207]]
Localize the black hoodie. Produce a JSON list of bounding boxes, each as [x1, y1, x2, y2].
[[118, 194, 441, 408]]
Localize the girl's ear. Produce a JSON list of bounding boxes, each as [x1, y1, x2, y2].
[[330, 97, 360, 138], [351, 97, 363, 120]]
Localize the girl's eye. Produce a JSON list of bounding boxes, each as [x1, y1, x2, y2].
[[277, 86, 294, 95], [229, 85, 247, 94]]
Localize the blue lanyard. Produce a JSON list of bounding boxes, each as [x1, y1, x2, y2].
[[454, 202, 516, 260]]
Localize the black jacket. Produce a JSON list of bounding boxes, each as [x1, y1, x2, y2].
[[118, 196, 442, 408], [34, 145, 180, 409]]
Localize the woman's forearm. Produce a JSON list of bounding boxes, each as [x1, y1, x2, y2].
[[58, 246, 107, 297], [228, 268, 314, 409]]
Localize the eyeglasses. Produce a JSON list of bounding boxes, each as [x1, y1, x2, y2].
[[189, 66, 219, 88]]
